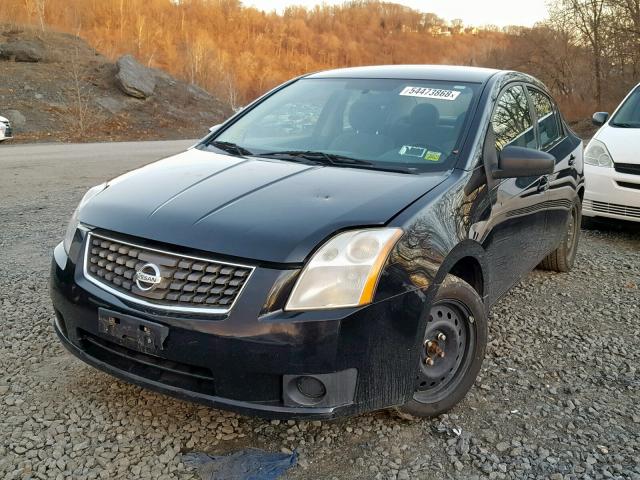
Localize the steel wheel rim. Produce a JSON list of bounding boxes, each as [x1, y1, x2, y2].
[[413, 300, 475, 404]]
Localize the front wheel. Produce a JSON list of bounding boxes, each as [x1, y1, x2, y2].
[[540, 200, 581, 272], [398, 275, 487, 418]]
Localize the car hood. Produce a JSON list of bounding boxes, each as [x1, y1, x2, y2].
[[0, 115, 8, 123], [596, 125, 640, 165], [81, 148, 448, 264]]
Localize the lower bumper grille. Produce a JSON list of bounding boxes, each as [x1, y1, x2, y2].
[[584, 199, 640, 219], [84, 232, 254, 314], [79, 330, 216, 395]]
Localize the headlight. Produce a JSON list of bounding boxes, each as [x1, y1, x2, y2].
[[285, 228, 403, 311], [584, 139, 613, 167], [63, 183, 107, 253]]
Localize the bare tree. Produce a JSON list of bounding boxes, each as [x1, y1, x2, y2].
[[550, 0, 609, 107], [69, 48, 91, 137], [34, 0, 46, 31]]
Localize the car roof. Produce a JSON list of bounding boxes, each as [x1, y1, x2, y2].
[[306, 65, 501, 83]]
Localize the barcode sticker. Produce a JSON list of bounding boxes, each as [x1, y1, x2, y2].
[[399, 86, 461, 101]]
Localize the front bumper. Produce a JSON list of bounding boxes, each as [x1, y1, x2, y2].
[[50, 234, 427, 419], [583, 163, 640, 222]]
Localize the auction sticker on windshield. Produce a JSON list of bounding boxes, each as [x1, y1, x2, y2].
[[399, 86, 461, 100]]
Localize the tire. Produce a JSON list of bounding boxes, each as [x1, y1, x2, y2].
[[540, 200, 581, 272], [398, 275, 487, 418]]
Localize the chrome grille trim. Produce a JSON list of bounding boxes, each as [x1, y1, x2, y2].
[[82, 232, 255, 314]]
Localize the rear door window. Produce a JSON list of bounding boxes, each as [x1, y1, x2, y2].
[[528, 87, 563, 150], [492, 85, 536, 150]]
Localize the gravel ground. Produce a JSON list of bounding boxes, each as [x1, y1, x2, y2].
[[1, 142, 639, 480]]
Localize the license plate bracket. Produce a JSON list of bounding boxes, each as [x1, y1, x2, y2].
[[98, 308, 169, 354]]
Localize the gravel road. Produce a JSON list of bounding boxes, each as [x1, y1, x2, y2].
[[1, 141, 639, 480]]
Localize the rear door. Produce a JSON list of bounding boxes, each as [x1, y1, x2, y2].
[[526, 86, 580, 256]]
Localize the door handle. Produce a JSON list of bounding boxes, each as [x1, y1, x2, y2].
[[568, 154, 576, 166]]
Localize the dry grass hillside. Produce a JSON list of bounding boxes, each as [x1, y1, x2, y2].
[[0, 25, 231, 143]]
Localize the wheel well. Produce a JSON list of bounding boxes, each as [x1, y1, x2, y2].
[[448, 256, 484, 297]]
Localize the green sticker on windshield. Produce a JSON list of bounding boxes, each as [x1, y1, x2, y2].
[[424, 150, 442, 162]]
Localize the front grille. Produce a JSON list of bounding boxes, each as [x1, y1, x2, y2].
[[614, 163, 640, 176], [584, 199, 640, 219], [84, 232, 254, 313]]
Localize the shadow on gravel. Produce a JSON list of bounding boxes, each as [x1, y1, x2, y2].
[[582, 217, 640, 236]]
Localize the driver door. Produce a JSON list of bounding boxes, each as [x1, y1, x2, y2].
[[483, 84, 549, 303]]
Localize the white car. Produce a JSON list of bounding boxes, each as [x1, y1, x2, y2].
[[583, 84, 640, 223], [0, 115, 12, 142]]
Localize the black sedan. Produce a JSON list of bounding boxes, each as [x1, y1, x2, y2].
[[50, 65, 584, 419]]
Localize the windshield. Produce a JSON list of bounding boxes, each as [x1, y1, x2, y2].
[[206, 78, 480, 173], [610, 86, 640, 128]]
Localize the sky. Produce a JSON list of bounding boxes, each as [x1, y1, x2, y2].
[[242, 0, 549, 27]]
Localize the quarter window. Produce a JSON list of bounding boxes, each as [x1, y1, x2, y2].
[[528, 88, 562, 150], [492, 85, 536, 150]]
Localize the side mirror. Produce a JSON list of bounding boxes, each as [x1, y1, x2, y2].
[[209, 124, 221, 133], [592, 112, 609, 126], [492, 146, 555, 179]]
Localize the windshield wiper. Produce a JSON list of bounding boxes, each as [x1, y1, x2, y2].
[[210, 141, 253, 157], [610, 122, 640, 128], [258, 150, 416, 174], [258, 150, 374, 167]]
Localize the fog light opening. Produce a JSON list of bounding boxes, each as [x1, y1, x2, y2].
[[296, 376, 326, 400]]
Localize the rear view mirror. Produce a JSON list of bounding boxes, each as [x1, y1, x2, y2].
[[592, 112, 609, 126], [492, 146, 555, 179]]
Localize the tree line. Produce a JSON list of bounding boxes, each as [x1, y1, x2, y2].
[[2, 0, 638, 120]]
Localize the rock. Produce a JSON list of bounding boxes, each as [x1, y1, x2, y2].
[[114, 55, 156, 99], [4, 110, 26, 128], [95, 96, 128, 114], [0, 39, 45, 62], [398, 469, 410, 479], [73, 441, 90, 452], [187, 83, 211, 101], [496, 442, 510, 453], [456, 436, 470, 455]]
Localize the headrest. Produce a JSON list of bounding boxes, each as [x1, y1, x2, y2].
[[349, 98, 385, 134], [409, 103, 439, 126]]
